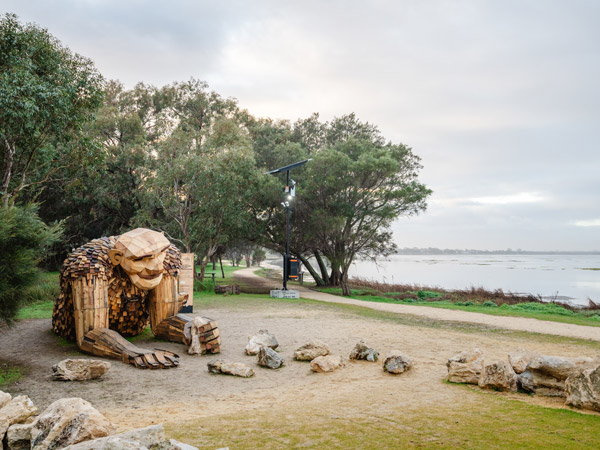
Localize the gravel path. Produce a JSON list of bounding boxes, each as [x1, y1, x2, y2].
[[234, 267, 600, 342]]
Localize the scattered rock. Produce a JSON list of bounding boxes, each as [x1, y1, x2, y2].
[[207, 360, 255, 378], [52, 359, 111, 381], [518, 355, 595, 397], [478, 360, 518, 392], [0, 390, 11, 409], [527, 356, 581, 380], [519, 370, 566, 396], [310, 355, 344, 373], [383, 351, 413, 374], [508, 348, 539, 374], [446, 348, 484, 384], [294, 340, 330, 361], [565, 365, 600, 412], [245, 330, 279, 356], [30, 397, 114, 450], [0, 395, 37, 442], [188, 316, 210, 355], [154, 438, 200, 449], [349, 341, 379, 362], [257, 347, 285, 369], [6, 422, 33, 450]]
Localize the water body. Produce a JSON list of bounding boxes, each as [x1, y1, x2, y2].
[[349, 254, 600, 306]]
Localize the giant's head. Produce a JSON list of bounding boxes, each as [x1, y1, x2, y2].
[[108, 228, 171, 290]]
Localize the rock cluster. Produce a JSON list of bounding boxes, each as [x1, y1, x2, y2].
[[246, 330, 279, 356], [52, 359, 111, 381], [0, 390, 198, 449], [446, 348, 600, 412]]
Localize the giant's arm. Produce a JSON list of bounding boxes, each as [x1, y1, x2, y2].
[[70, 277, 179, 368]]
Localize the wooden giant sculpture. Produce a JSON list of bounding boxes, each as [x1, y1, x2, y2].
[[52, 228, 220, 369]]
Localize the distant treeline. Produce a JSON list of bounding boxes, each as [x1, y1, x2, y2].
[[396, 248, 600, 256]]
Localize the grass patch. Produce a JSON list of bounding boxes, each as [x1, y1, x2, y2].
[[14, 271, 60, 319], [0, 363, 25, 388], [317, 287, 600, 328], [165, 393, 600, 449]]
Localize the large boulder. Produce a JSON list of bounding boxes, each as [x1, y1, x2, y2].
[[207, 360, 255, 378], [62, 424, 166, 449], [257, 347, 285, 369], [519, 355, 596, 397], [294, 340, 330, 361], [508, 348, 539, 374], [30, 397, 114, 450], [383, 351, 413, 374], [52, 359, 111, 381], [310, 355, 344, 373], [0, 390, 11, 408], [446, 348, 484, 384], [0, 395, 37, 442], [565, 365, 600, 412], [245, 330, 279, 356], [478, 360, 518, 392], [349, 341, 379, 362], [6, 422, 33, 450]]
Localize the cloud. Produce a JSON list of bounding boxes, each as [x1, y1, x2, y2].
[[572, 219, 600, 227], [469, 192, 547, 206]]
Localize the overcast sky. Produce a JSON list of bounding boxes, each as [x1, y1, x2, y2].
[[3, 0, 599, 251]]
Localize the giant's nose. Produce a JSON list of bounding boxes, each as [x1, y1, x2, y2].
[[145, 257, 163, 273]]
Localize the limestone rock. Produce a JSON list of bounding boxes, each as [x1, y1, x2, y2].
[[508, 348, 539, 374], [383, 351, 413, 374], [30, 397, 114, 450], [0, 395, 37, 441], [245, 330, 279, 356], [52, 359, 111, 381], [565, 365, 600, 411], [207, 360, 254, 378], [527, 356, 580, 381], [519, 370, 566, 396], [62, 424, 166, 449], [294, 340, 330, 361], [478, 360, 518, 392], [446, 349, 484, 384], [349, 341, 379, 362], [61, 436, 146, 449], [310, 355, 344, 373], [0, 390, 11, 409], [257, 347, 285, 369], [6, 422, 33, 450]]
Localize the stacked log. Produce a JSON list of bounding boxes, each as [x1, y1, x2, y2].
[[186, 317, 221, 354]]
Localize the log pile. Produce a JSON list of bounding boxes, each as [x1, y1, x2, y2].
[[215, 284, 241, 295], [186, 316, 221, 354]]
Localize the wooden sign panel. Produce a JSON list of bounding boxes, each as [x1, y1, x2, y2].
[[178, 253, 195, 313]]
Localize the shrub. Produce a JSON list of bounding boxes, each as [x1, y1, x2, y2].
[[0, 203, 61, 323], [482, 300, 498, 307]]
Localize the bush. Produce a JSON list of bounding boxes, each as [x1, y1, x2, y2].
[[0, 203, 61, 323], [464, 301, 475, 306], [416, 290, 442, 300], [482, 300, 498, 307]]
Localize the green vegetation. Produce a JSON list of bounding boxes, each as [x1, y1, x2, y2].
[[318, 287, 600, 327], [166, 393, 600, 449], [0, 363, 25, 388]]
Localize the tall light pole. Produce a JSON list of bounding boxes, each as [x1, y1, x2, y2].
[[267, 159, 311, 290]]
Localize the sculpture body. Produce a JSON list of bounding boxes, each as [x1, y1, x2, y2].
[[52, 228, 220, 368]]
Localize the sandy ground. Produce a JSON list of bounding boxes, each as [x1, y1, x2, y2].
[[1, 292, 599, 436], [235, 267, 600, 342]]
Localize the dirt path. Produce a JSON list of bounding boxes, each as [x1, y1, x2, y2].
[[234, 267, 600, 342]]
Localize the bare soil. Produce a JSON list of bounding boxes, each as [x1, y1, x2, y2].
[[1, 297, 599, 435]]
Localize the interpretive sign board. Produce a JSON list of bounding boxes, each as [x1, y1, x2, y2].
[[270, 289, 300, 299], [179, 253, 195, 313]]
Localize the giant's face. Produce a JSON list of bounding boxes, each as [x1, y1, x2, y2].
[[108, 228, 171, 290]]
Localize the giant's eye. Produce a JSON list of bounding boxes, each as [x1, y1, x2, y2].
[[133, 256, 145, 262]]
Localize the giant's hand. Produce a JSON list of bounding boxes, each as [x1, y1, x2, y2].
[[80, 328, 179, 369]]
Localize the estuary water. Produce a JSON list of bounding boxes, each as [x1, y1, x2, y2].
[[349, 254, 600, 306]]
